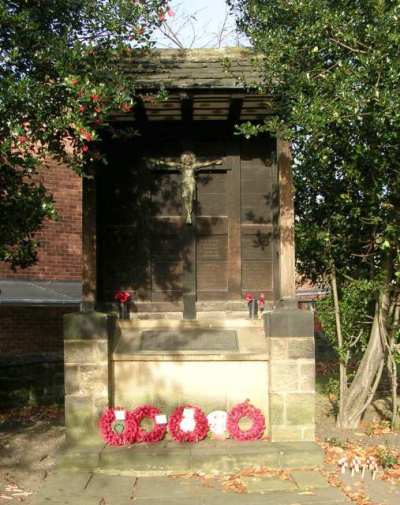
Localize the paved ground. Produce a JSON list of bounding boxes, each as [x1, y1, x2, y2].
[[30, 470, 351, 505]]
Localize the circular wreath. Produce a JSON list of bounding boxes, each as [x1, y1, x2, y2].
[[133, 405, 167, 443], [168, 405, 209, 443], [227, 401, 265, 441], [99, 408, 138, 446]]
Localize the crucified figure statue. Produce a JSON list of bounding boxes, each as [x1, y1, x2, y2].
[[145, 151, 223, 224]]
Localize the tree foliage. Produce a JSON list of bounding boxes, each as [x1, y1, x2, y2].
[[317, 279, 375, 363], [0, 0, 168, 268], [229, 0, 400, 427]]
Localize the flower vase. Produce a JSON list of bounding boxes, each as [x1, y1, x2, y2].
[[119, 302, 130, 320], [248, 299, 258, 319]]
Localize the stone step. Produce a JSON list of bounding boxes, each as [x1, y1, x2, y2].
[[132, 312, 183, 320], [119, 318, 263, 330], [58, 441, 324, 476], [129, 311, 257, 321]]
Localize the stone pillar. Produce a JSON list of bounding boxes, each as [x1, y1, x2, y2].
[[82, 170, 97, 312], [64, 312, 113, 446], [265, 303, 316, 442]]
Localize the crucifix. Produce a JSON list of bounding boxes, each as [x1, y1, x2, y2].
[[145, 150, 224, 224]]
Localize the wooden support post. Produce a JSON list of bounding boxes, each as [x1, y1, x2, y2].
[[227, 98, 243, 128], [180, 92, 193, 124], [82, 171, 97, 311], [180, 95, 196, 319], [276, 137, 296, 302], [134, 96, 148, 126], [227, 142, 242, 299]]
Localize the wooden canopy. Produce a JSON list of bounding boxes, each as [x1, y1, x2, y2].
[[82, 49, 296, 314], [114, 48, 272, 123]]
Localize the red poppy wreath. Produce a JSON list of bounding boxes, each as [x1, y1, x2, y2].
[[99, 408, 138, 446], [168, 405, 209, 443], [133, 405, 168, 443], [227, 400, 265, 441]]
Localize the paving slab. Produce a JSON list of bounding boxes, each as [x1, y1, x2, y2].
[[85, 473, 136, 499], [291, 470, 330, 489], [190, 441, 323, 473], [195, 486, 350, 504], [56, 445, 103, 472], [99, 443, 191, 474], [30, 471, 92, 504], [29, 470, 352, 505], [241, 475, 297, 493], [56, 441, 323, 477], [135, 476, 222, 499], [340, 470, 400, 505]]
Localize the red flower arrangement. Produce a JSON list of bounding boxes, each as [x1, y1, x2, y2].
[[133, 405, 167, 443], [168, 405, 209, 443], [227, 400, 266, 441], [114, 290, 131, 304], [99, 408, 138, 446], [244, 292, 253, 303]]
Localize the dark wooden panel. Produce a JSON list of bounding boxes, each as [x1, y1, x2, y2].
[[152, 261, 183, 294], [241, 193, 272, 224], [227, 143, 242, 299], [152, 173, 182, 216], [197, 235, 227, 260], [101, 227, 151, 301], [242, 261, 273, 291], [151, 216, 184, 234], [197, 172, 227, 216], [197, 172, 226, 193], [152, 235, 185, 260], [197, 261, 228, 291], [197, 194, 226, 216], [197, 291, 230, 301], [196, 216, 228, 234], [241, 229, 273, 260], [241, 167, 272, 193]]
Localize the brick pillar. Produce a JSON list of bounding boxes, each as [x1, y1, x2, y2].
[[265, 302, 316, 442], [64, 312, 114, 446]]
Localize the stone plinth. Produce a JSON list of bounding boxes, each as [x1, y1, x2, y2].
[[64, 311, 114, 446], [265, 304, 316, 442], [113, 319, 268, 418]]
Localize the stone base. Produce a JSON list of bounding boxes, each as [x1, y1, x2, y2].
[[112, 319, 269, 417], [57, 440, 324, 475], [265, 306, 316, 442]]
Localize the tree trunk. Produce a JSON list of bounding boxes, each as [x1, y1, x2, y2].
[[330, 269, 348, 425], [388, 297, 399, 428], [337, 294, 387, 429]]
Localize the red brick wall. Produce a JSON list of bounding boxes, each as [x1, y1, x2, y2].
[[0, 160, 82, 280], [0, 306, 78, 356]]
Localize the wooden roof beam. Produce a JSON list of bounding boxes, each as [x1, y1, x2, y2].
[[228, 97, 243, 126], [134, 96, 148, 126], [180, 93, 193, 125]]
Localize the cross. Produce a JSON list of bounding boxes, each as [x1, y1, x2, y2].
[[145, 151, 226, 224]]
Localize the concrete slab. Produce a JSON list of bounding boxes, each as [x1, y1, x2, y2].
[[56, 445, 103, 472], [291, 470, 330, 489], [190, 441, 324, 473], [340, 471, 400, 505], [56, 441, 323, 476], [241, 476, 297, 493], [85, 473, 136, 499], [195, 486, 349, 504], [99, 443, 191, 474], [276, 442, 324, 467], [139, 329, 239, 351], [190, 441, 282, 473], [30, 471, 91, 504], [135, 476, 221, 499], [29, 470, 351, 505]]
